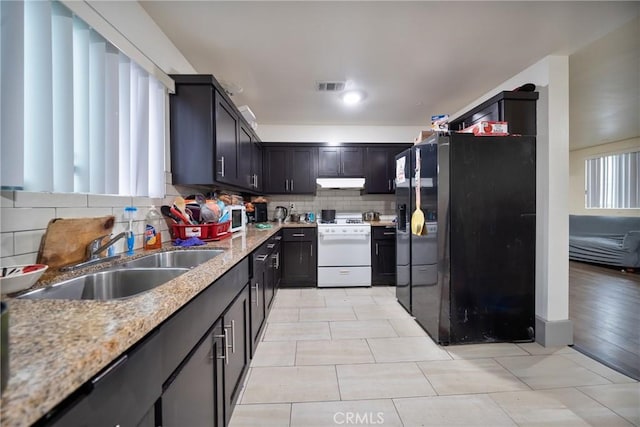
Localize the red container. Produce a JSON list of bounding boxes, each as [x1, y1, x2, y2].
[[170, 221, 231, 241]]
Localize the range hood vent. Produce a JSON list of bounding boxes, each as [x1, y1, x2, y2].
[[316, 81, 346, 92], [316, 178, 365, 189]]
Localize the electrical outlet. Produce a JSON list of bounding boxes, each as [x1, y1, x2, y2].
[[290, 203, 295, 211]]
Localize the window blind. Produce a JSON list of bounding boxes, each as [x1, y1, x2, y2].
[[586, 151, 640, 209], [0, 0, 166, 198]]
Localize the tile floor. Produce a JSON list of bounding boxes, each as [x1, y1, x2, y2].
[[229, 286, 639, 426]]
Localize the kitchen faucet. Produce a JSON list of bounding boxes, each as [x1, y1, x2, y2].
[[60, 232, 126, 272]]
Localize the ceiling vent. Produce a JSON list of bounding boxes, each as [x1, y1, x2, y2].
[[316, 81, 346, 92]]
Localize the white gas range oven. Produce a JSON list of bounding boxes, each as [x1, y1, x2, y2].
[[317, 213, 371, 287]]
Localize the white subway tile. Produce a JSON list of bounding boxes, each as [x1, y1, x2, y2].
[[88, 194, 132, 208], [132, 196, 153, 207], [55, 207, 114, 219], [1, 208, 56, 232], [1, 233, 14, 257], [15, 191, 87, 208], [14, 230, 46, 255], [1, 252, 38, 266], [1, 191, 15, 208]]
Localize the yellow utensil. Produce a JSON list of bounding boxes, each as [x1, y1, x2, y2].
[[411, 148, 426, 236]]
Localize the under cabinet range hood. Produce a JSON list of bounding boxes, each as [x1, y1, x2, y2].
[[316, 178, 365, 189]]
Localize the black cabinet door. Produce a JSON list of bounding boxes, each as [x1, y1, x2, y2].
[[162, 328, 222, 427], [372, 239, 396, 285], [289, 147, 317, 194], [366, 146, 391, 193], [251, 141, 263, 192], [340, 147, 364, 177], [264, 147, 288, 193], [238, 124, 254, 190], [214, 91, 239, 186], [318, 147, 340, 176], [223, 286, 249, 425], [281, 228, 317, 287], [250, 253, 267, 357], [169, 85, 215, 185], [318, 147, 363, 177]]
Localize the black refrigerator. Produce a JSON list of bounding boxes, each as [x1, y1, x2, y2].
[[395, 133, 536, 345]]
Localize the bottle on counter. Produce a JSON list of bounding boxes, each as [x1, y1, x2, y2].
[[143, 206, 162, 250]]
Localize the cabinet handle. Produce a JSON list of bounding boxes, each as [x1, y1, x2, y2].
[[271, 253, 277, 267], [275, 235, 282, 241], [383, 232, 395, 235], [292, 233, 305, 237], [253, 283, 260, 306], [290, 179, 294, 191], [218, 156, 225, 177], [214, 329, 229, 364], [376, 243, 379, 255], [285, 179, 289, 191], [267, 243, 275, 249], [275, 252, 280, 269], [388, 180, 391, 191], [231, 320, 236, 353], [256, 254, 268, 262], [310, 245, 313, 258]]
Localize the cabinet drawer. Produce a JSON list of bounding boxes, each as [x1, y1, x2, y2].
[[372, 226, 396, 240], [282, 228, 316, 241]]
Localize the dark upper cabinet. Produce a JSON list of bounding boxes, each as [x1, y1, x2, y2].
[[365, 145, 411, 194], [214, 91, 239, 186], [372, 226, 397, 285], [264, 145, 317, 194], [280, 228, 317, 287], [169, 75, 262, 192], [318, 146, 364, 177], [251, 140, 263, 192], [449, 91, 539, 136], [238, 124, 254, 189]]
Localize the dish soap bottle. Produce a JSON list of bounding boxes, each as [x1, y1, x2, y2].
[[144, 206, 162, 250]]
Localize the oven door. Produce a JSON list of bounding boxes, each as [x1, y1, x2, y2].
[[317, 229, 371, 267]]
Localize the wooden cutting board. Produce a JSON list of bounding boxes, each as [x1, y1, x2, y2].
[[37, 216, 116, 269]]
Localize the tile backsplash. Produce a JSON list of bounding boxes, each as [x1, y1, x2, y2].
[[0, 176, 184, 266], [266, 189, 395, 220], [0, 184, 396, 265]]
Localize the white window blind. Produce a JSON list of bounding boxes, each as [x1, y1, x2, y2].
[[0, 0, 165, 197], [585, 151, 640, 209]]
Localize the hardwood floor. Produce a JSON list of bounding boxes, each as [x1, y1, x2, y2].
[[569, 260, 640, 380]]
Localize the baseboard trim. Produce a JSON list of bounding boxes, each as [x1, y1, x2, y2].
[[535, 316, 573, 347]]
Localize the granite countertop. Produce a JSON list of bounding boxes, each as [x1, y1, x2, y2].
[[0, 224, 282, 427]]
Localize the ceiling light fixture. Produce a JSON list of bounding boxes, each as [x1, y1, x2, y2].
[[342, 90, 365, 105]]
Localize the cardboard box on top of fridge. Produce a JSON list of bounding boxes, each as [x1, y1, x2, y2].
[[414, 130, 434, 144], [430, 114, 449, 132], [460, 121, 509, 136]]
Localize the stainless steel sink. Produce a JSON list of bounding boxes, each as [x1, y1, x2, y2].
[[18, 268, 188, 300], [116, 249, 224, 269]]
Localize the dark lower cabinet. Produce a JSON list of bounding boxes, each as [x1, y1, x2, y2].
[[44, 247, 271, 427], [162, 321, 224, 427], [223, 286, 250, 425], [372, 226, 396, 285], [250, 251, 268, 357], [281, 228, 317, 287]]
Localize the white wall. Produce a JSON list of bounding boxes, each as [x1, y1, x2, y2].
[[569, 137, 640, 216], [257, 125, 425, 144]]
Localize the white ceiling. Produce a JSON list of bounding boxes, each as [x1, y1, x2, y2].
[[140, 1, 639, 147]]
